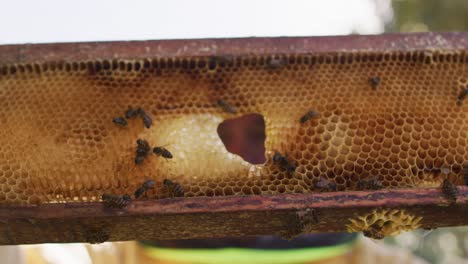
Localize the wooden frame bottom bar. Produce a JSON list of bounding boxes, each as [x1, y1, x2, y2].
[[0, 188, 466, 245]]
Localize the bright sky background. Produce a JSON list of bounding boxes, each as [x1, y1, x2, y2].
[[0, 0, 393, 44]]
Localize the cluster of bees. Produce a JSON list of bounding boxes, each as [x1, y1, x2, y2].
[[103, 106, 184, 209], [102, 179, 184, 208], [135, 139, 173, 165], [103, 99, 241, 208], [102, 75, 465, 209], [113, 107, 152, 128]]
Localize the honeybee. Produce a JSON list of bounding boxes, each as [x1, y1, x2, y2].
[[265, 57, 287, 70], [101, 194, 131, 208], [272, 152, 296, 173], [314, 177, 337, 192], [279, 228, 302, 241], [137, 139, 150, 149], [208, 56, 233, 68], [153, 146, 173, 159], [297, 208, 319, 227], [139, 109, 152, 128], [134, 179, 156, 199], [357, 177, 383, 191], [112, 117, 127, 127], [441, 179, 459, 203], [369, 76, 380, 90], [85, 230, 109, 244], [125, 107, 141, 119], [300, 110, 319, 124], [217, 99, 237, 114], [363, 225, 385, 240], [163, 179, 184, 198], [456, 88, 468, 105], [135, 139, 151, 165]]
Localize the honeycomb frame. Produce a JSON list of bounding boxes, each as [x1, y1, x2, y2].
[[0, 33, 466, 244]]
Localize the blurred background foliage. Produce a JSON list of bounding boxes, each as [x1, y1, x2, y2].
[[388, 0, 468, 32]]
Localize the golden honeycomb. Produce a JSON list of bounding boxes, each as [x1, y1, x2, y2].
[[0, 51, 466, 205], [346, 209, 423, 239]]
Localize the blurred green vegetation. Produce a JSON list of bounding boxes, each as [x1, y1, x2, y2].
[[388, 0, 468, 32]]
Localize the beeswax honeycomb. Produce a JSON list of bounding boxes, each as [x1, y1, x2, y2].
[[0, 51, 466, 205]]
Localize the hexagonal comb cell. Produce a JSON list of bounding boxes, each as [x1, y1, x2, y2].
[[346, 209, 423, 239], [0, 50, 466, 205]]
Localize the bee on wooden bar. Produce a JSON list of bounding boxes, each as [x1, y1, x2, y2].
[[139, 109, 152, 128], [101, 194, 131, 208], [273, 152, 296, 173], [456, 88, 468, 106], [134, 179, 156, 199], [135, 139, 151, 165], [112, 117, 127, 127], [441, 179, 459, 203], [369, 76, 381, 90], [363, 226, 385, 240], [300, 110, 319, 124], [357, 176, 383, 191], [85, 230, 109, 244], [217, 99, 237, 114], [314, 177, 337, 192], [163, 179, 184, 198], [153, 146, 173, 159], [125, 107, 141, 119], [297, 208, 319, 228]]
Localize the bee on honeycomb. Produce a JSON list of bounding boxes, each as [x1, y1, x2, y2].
[[134, 180, 156, 199], [300, 110, 319, 124], [112, 117, 127, 127], [357, 177, 383, 191], [217, 99, 237, 114], [314, 177, 337, 192], [135, 139, 152, 165], [369, 76, 381, 90], [163, 179, 184, 198], [101, 194, 131, 209], [273, 152, 296, 173], [153, 146, 173, 159]]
